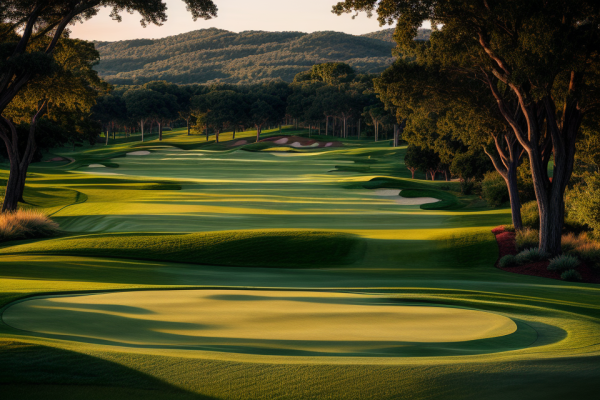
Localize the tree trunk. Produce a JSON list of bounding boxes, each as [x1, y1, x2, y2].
[[505, 166, 523, 230], [326, 117, 329, 136], [0, 108, 43, 212], [187, 117, 190, 136], [206, 125, 209, 141], [105, 126, 109, 145], [141, 119, 145, 142], [256, 125, 261, 142], [233, 127, 236, 140], [409, 168, 416, 179], [279, 123, 282, 134], [358, 119, 361, 139], [215, 129, 219, 143], [158, 121, 163, 141]]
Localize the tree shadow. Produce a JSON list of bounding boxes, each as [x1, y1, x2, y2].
[[0, 340, 215, 400]]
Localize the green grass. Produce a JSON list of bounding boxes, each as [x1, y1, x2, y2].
[[0, 230, 364, 268], [0, 129, 599, 399]]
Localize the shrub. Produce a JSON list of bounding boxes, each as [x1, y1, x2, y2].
[[516, 228, 539, 251], [520, 201, 540, 230], [481, 171, 509, 207], [561, 269, 582, 282], [548, 255, 580, 272], [567, 173, 600, 234], [565, 234, 600, 270], [0, 210, 60, 242], [499, 254, 518, 268], [516, 248, 549, 264]]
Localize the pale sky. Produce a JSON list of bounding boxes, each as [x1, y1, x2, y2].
[[69, 0, 402, 41]]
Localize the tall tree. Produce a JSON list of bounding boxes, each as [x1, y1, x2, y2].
[[2, 37, 104, 211], [0, 0, 218, 212], [334, 0, 600, 254]]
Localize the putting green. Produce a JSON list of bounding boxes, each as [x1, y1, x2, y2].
[[3, 289, 525, 356]]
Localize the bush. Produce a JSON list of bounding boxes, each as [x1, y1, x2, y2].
[[567, 173, 600, 234], [564, 233, 600, 270], [516, 228, 539, 251], [561, 269, 582, 282], [548, 255, 580, 272], [520, 201, 540, 230], [0, 210, 60, 242], [516, 248, 549, 264], [481, 171, 509, 207], [499, 254, 518, 268]]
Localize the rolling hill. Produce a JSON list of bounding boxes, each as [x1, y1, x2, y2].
[[93, 28, 410, 85]]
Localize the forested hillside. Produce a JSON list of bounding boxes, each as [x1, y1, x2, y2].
[[93, 28, 397, 85], [361, 28, 431, 42]]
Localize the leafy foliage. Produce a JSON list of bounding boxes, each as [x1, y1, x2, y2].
[[516, 248, 549, 264], [499, 255, 518, 269], [561, 269, 583, 282], [481, 171, 509, 208], [548, 255, 580, 272]]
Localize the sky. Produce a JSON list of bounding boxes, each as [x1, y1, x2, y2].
[[69, 0, 402, 41]]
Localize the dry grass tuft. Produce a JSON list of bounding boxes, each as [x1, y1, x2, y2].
[[516, 228, 539, 251], [565, 233, 600, 271], [0, 210, 60, 242]]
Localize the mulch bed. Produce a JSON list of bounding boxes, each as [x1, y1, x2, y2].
[[492, 226, 600, 284]]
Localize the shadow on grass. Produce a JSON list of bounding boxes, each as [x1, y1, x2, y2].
[[0, 340, 214, 400]]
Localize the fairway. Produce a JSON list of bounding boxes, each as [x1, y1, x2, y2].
[[1, 128, 599, 399]]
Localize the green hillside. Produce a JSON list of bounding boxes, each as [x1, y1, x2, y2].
[[362, 27, 431, 42], [93, 28, 397, 85]]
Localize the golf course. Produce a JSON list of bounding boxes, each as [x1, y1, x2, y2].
[[0, 127, 598, 399]]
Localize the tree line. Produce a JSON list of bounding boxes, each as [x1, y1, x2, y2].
[[92, 62, 402, 145]]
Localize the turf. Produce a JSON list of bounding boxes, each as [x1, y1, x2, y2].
[[0, 230, 364, 268], [0, 130, 599, 399]]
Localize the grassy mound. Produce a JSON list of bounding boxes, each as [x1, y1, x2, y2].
[[0, 210, 60, 242], [0, 230, 364, 268]]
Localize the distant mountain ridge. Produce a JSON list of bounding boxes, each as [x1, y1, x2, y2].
[[93, 28, 430, 86], [361, 28, 431, 42]]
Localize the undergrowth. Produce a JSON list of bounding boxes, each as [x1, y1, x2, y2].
[[0, 210, 60, 242]]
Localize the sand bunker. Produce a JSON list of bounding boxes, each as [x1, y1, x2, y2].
[[127, 151, 151, 156], [372, 189, 402, 196], [366, 189, 441, 205], [88, 164, 105, 168], [228, 140, 248, 147], [291, 142, 319, 148], [45, 156, 67, 162], [396, 190, 441, 205], [4, 290, 516, 349], [274, 138, 289, 144]]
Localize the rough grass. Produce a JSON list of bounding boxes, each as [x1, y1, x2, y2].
[[0, 210, 59, 242], [0, 230, 364, 268]]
